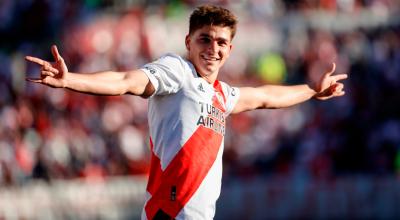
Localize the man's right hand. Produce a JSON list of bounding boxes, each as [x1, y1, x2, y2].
[[26, 45, 68, 88]]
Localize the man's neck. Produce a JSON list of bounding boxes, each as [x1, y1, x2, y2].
[[198, 72, 218, 84]]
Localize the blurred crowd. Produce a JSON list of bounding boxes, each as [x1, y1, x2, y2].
[[1, 0, 400, 187]]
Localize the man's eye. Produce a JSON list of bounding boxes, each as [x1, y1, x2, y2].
[[219, 41, 227, 46], [200, 38, 210, 43]]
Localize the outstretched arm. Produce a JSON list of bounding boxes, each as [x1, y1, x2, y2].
[[26, 45, 155, 97], [232, 63, 347, 114]]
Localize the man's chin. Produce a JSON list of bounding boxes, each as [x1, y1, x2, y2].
[[205, 68, 217, 75], [205, 64, 219, 72], [196, 64, 219, 77]]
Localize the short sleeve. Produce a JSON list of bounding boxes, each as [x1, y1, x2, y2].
[[140, 53, 185, 96], [221, 82, 240, 115]]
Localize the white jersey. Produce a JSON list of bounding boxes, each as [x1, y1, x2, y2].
[[140, 53, 240, 220]]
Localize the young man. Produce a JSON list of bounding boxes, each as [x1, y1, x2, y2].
[[26, 5, 347, 220]]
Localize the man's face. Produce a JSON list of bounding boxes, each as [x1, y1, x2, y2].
[[185, 25, 233, 82]]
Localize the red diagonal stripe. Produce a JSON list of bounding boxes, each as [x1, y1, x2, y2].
[[213, 80, 226, 103], [147, 138, 163, 195], [212, 80, 227, 112], [145, 126, 223, 219], [212, 95, 226, 112]]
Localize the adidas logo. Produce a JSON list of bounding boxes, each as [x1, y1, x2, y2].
[[198, 83, 205, 92]]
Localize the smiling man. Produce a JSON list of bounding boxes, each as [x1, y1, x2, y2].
[[26, 5, 347, 220]]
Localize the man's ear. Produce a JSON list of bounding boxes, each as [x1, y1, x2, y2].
[[226, 43, 233, 58], [185, 34, 190, 50]]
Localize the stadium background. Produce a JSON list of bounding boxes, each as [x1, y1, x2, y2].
[[1, 0, 400, 219]]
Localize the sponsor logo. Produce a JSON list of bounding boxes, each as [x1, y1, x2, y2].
[[197, 101, 226, 135]]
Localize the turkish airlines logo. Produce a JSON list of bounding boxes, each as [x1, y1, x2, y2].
[[197, 101, 226, 135]]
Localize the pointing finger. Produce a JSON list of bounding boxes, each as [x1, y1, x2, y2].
[[25, 56, 47, 66], [51, 45, 62, 61], [332, 74, 348, 81], [26, 78, 43, 84]]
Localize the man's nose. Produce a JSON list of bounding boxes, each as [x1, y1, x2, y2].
[[208, 41, 218, 53]]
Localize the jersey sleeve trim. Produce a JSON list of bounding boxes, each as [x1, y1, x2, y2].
[[140, 53, 185, 96], [220, 82, 240, 115]]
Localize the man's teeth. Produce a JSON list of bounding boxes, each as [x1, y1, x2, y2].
[[202, 55, 219, 61]]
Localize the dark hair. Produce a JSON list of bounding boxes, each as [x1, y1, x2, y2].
[[189, 5, 238, 39]]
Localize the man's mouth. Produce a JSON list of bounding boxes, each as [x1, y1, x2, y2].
[[201, 54, 220, 62]]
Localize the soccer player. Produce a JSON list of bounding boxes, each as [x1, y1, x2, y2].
[[26, 5, 347, 220]]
